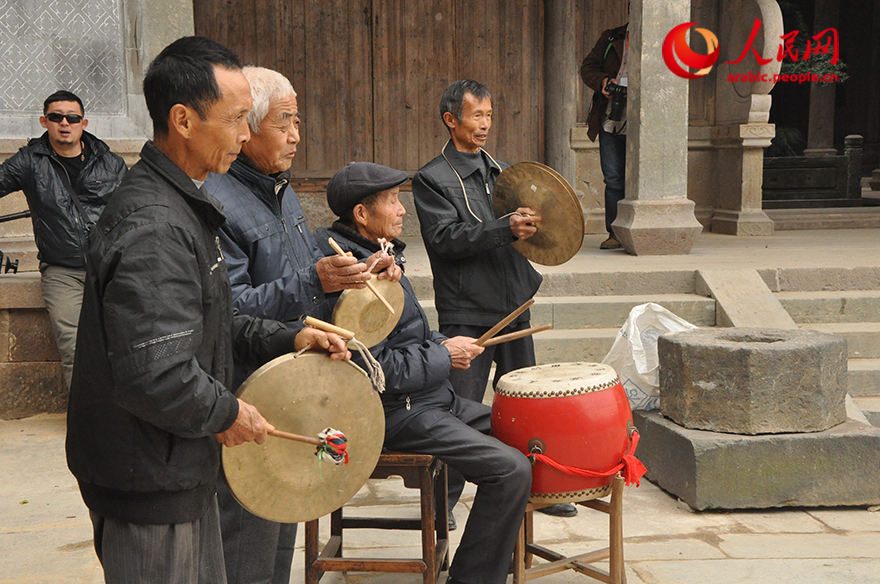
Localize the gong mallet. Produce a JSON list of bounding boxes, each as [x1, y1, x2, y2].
[[327, 237, 396, 315], [475, 298, 536, 347], [267, 429, 323, 446]]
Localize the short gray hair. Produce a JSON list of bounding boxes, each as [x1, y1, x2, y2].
[[242, 66, 297, 134]]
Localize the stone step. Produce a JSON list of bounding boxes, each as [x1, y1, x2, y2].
[[776, 290, 880, 324], [765, 207, 880, 230], [852, 396, 880, 427], [799, 323, 880, 359], [533, 328, 618, 364], [848, 359, 880, 398], [0, 237, 39, 273], [409, 269, 700, 301], [420, 293, 716, 331]]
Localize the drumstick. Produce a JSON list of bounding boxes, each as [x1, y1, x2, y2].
[[304, 316, 355, 339], [475, 299, 536, 346], [268, 429, 323, 446], [479, 324, 553, 347], [327, 237, 396, 315]]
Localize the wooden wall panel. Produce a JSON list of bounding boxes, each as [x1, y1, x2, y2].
[[301, 1, 373, 175], [371, 1, 457, 170], [194, 0, 547, 175]]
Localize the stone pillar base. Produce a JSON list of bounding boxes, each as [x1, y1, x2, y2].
[[711, 209, 775, 236], [612, 198, 703, 256]]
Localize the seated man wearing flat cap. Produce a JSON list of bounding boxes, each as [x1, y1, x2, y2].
[[315, 162, 532, 584]]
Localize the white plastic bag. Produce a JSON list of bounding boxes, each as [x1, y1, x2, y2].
[[602, 303, 698, 411]]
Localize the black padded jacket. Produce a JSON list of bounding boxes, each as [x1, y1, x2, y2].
[[0, 131, 127, 268], [66, 142, 301, 525]]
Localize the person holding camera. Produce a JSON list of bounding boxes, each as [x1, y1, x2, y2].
[[581, 23, 629, 250]]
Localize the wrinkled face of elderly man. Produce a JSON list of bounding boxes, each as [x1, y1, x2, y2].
[[241, 91, 300, 175]]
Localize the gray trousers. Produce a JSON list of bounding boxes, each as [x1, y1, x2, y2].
[[442, 321, 537, 404], [385, 395, 532, 584], [90, 496, 226, 584], [39, 263, 85, 389], [217, 473, 297, 584]]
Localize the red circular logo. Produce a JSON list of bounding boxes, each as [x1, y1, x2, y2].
[[662, 22, 720, 79]]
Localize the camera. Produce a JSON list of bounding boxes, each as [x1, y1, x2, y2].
[[606, 81, 627, 122]]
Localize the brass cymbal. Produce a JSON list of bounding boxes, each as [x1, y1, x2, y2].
[[223, 352, 385, 523], [492, 161, 584, 266], [332, 278, 404, 347]]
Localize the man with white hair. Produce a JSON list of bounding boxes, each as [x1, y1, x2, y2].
[[204, 67, 399, 584]]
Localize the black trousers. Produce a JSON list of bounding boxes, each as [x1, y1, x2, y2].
[[385, 395, 532, 584], [442, 321, 537, 403], [217, 473, 297, 584]]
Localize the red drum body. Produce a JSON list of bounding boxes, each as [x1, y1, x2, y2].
[[492, 362, 633, 504]]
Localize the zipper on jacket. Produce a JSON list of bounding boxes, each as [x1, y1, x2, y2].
[[49, 155, 89, 260], [405, 395, 411, 411]]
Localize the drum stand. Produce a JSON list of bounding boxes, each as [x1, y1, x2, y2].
[[513, 473, 625, 584]]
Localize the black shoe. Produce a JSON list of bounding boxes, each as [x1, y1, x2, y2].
[[536, 503, 578, 517], [448, 510, 457, 531]]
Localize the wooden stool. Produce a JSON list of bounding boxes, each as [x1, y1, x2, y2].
[[513, 474, 625, 584], [304, 452, 450, 584]]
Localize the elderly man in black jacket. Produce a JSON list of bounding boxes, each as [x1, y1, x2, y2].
[[204, 66, 400, 584], [0, 90, 127, 387], [66, 37, 348, 584], [316, 162, 532, 584]]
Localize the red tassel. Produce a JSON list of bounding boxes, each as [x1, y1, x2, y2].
[[528, 429, 647, 487]]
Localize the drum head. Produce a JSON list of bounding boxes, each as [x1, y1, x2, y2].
[[332, 279, 404, 348], [223, 352, 385, 523], [492, 161, 584, 266]]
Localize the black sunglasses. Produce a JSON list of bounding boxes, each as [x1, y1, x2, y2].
[[46, 112, 84, 124]]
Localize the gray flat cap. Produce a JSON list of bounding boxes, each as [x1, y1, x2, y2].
[[326, 162, 409, 217]]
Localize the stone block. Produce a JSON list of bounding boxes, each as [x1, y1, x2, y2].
[[0, 362, 66, 420], [633, 411, 880, 510], [0, 273, 45, 309], [8, 309, 60, 362], [0, 310, 8, 361], [659, 328, 847, 434], [696, 269, 797, 329]]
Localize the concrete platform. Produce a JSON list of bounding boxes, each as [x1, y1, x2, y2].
[[634, 411, 880, 511], [4, 414, 880, 584]]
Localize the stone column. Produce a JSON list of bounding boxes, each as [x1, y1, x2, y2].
[[845, 135, 863, 200], [543, 0, 577, 187], [710, 0, 781, 236], [804, 0, 839, 157], [612, 0, 703, 255]]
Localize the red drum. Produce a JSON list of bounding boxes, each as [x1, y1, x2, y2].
[[492, 362, 634, 504]]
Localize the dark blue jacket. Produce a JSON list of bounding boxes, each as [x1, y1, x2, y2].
[[316, 222, 456, 440], [0, 131, 127, 268], [205, 157, 331, 326]]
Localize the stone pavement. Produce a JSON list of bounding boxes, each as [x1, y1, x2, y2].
[[3, 228, 880, 583], [3, 413, 880, 584]]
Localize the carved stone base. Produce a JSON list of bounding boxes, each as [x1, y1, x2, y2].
[[711, 209, 775, 235], [612, 199, 703, 256]]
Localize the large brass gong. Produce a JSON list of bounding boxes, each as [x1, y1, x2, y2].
[[492, 161, 584, 266], [222, 352, 385, 523]]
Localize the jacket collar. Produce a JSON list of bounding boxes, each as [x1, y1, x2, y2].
[[139, 141, 226, 230], [227, 154, 291, 209], [441, 140, 500, 181], [330, 220, 406, 256], [31, 130, 110, 158]]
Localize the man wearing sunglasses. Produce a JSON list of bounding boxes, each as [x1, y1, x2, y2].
[[0, 90, 127, 388]]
